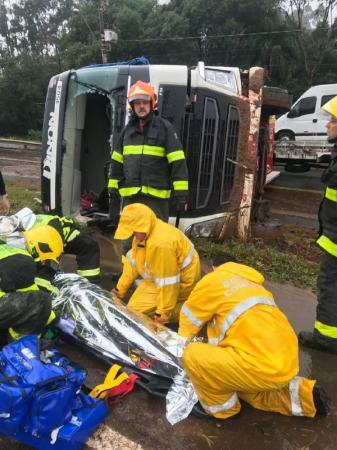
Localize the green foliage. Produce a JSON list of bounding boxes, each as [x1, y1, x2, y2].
[[0, 53, 59, 135], [1, 0, 337, 135], [195, 237, 319, 291], [27, 129, 42, 141]]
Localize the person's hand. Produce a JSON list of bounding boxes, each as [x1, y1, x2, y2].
[[111, 288, 122, 299], [154, 314, 165, 325], [176, 197, 188, 214], [0, 195, 10, 215]]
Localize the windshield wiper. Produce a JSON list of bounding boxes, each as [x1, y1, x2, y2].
[[74, 79, 124, 97]]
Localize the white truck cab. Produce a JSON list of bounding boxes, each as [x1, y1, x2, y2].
[[276, 84, 337, 141]]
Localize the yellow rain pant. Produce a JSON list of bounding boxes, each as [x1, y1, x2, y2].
[[183, 342, 316, 419], [127, 253, 200, 322], [127, 280, 184, 322]]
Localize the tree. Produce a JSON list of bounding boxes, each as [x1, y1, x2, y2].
[[0, 53, 60, 135], [282, 0, 337, 89]]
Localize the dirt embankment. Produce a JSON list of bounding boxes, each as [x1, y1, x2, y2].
[[252, 223, 322, 264]]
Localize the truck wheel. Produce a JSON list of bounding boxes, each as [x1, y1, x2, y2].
[[277, 131, 295, 142], [284, 161, 311, 173]]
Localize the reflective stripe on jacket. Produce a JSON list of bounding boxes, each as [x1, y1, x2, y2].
[[317, 149, 337, 252], [179, 262, 299, 383], [0, 244, 31, 260], [108, 114, 188, 199], [34, 214, 80, 244], [0, 244, 40, 295]]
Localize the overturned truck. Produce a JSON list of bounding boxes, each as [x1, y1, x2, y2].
[[41, 60, 291, 241]]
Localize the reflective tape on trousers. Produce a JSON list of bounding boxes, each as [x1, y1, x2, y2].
[[289, 376, 304, 416], [314, 319, 337, 339], [208, 296, 276, 345], [316, 235, 337, 257], [77, 268, 101, 277], [180, 304, 204, 327], [181, 244, 195, 270], [201, 392, 238, 415]]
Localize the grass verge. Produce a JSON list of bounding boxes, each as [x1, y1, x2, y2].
[[6, 180, 41, 213], [195, 237, 319, 291], [5, 180, 319, 291]]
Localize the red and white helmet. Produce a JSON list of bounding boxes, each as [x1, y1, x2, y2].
[[127, 81, 157, 110]]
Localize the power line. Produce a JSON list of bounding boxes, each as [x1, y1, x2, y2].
[[117, 27, 335, 43]]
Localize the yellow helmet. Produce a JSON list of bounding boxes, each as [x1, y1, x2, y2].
[[321, 95, 337, 119], [23, 225, 63, 262]]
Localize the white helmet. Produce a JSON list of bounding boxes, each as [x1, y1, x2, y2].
[[13, 207, 36, 230]]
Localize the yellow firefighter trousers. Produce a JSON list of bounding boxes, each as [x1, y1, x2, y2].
[[127, 279, 184, 321], [127, 255, 200, 322], [183, 342, 316, 419]]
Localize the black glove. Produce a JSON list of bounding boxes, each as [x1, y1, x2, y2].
[[176, 197, 188, 214]]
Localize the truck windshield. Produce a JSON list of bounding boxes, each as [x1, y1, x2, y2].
[[70, 66, 121, 96], [66, 66, 124, 148]]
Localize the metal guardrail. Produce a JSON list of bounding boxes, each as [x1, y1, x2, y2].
[[0, 138, 41, 152]]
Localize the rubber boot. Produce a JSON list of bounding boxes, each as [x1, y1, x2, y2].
[[313, 384, 331, 416], [298, 331, 337, 355]]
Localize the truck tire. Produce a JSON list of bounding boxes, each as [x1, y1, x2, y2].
[[277, 130, 295, 142], [284, 161, 311, 173], [262, 87, 293, 115]]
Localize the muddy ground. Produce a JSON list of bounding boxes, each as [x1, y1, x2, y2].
[[1, 281, 336, 450]]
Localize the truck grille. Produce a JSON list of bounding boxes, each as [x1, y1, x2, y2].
[[220, 105, 239, 204]]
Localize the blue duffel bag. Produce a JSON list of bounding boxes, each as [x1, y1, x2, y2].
[[0, 374, 33, 434], [0, 335, 87, 438], [11, 393, 108, 450]]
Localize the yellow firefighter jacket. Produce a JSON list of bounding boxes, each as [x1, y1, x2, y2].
[[115, 204, 200, 321], [179, 262, 299, 383]]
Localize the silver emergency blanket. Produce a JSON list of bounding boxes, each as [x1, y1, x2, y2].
[[52, 274, 198, 424]]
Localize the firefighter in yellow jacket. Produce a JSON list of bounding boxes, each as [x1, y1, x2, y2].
[[179, 256, 330, 419], [113, 203, 200, 323]]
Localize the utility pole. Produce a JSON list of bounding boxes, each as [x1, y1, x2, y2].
[[199, 28, 208, 61], [97, 0, 108, 64]]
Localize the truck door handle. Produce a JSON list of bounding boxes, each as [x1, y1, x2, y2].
[[313, 119, 318, 123]]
